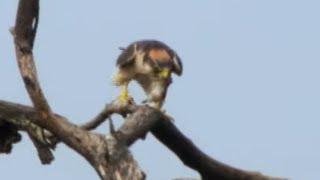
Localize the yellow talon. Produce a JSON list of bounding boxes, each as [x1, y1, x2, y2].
[[159, 68, 171, 79], [119, 89, 129, 102]]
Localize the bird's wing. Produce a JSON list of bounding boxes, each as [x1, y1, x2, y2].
[[117, 40, 183, 76], [116, 44, 136, 67], [144, 43, 183, 76], [172, 53, 183, 76], [147, 48, 172, 67]]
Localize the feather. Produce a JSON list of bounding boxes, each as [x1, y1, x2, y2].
[[116, 44, 136, 67]]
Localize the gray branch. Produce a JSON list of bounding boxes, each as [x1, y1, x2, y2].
[[1, 0, 287, 179]]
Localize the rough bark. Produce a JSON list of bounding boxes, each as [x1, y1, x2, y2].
[[0, 100, 285, 180], [10, 0, 145, 179], [0, 0, 287, 180], [0, 100, 146, 180]]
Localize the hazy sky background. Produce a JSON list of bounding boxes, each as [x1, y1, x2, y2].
[[1, 0, 319, 180]]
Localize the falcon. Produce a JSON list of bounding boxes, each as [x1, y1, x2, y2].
[[113, 40, 183, 110]]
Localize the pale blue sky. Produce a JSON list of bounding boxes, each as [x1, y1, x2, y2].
[[1, 0, 320, 180]]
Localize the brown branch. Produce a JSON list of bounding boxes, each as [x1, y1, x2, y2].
[[81, 102, 127, 130], [114, 106, 161, 146], [0, 100, 146, 179], [152, 120, 286, 180], [12, 0, 88, 161], [5, 1, 286, 179], [0, 100, 285, 180], [10, 1, 146, 179], [0, 114, 54, 164], [13, 0, 65, 152], [28, 133, 54, 164], [14, 0, 50, 114], [81, 104, 113, 130], [13, 1, 80, 153], [81, 100, 138, 130]]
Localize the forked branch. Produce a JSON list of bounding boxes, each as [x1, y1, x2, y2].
[[1, 0, 287, 179], [11, 0, 145, 179]]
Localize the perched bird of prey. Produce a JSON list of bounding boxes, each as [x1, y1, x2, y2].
[[113, 40, 183, 110]]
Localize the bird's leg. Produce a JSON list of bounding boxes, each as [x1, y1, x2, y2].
[[118, 82, 131, 103]]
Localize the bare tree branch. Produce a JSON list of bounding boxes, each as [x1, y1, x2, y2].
[[0, 109, 55, 164], [10, 0, 146, 179], [152, 120, 286, 180], [114, 106, 161, 146], [0, 100, 286, 180], [14, 0, 50, 114], [0, 100, 146, 180], [28, 133, 54, 164], [2, 0, 287, 179], [80, 101, 135, 131]]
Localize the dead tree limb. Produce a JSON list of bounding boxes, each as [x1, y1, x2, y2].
[[152, 120, 285, 180], [0, 100, 286, 180], [0, 100, 147, 180], [10, 0, 145, 179], [1, 0, 287, 179]]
